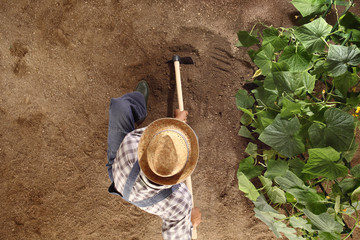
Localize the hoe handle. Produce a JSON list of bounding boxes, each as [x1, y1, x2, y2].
[[173, 58, 198, 239]]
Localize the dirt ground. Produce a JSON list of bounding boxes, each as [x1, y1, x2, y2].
[[0, 0, 347, 239]]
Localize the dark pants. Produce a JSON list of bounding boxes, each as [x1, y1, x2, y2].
[[106, 92, 147, 182]]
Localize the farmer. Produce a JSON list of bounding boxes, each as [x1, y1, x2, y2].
[[106, 80, 202, 239]]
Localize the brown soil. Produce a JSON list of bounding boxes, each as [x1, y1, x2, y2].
[[0, 0, 351, 239]]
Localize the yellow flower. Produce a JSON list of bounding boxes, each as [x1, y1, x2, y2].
[[352, 114, 359, 117], [294, 198, 296, 201], [310, 18, 315, 22], [322, 89, 325, 94], [326, 196, 330, 199], [295, 15, 300, 20], [352, 87, 357, 92], [343, 208, 347, 212], [356, 106, 360, 114]]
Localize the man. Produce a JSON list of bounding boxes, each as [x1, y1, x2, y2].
[[106, 80, 202, 239]]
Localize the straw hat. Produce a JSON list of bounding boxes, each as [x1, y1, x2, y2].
[[138, 118, 199, 185]]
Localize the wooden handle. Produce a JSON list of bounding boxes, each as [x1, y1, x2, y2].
[[174, 61, 184, 111], [174, 59, 197, 239]]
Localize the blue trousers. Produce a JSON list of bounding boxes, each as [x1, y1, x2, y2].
[[106, 92, 147, 182]]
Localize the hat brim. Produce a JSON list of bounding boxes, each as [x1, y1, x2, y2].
[[138, 118, 199, 185]]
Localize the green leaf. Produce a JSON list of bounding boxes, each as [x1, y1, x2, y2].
[[238, 126, 255, 140], [239, 107, 254, 119], [287, 188, 327, 214], [275, 170, 306, 191], [302, 147, 347, 180], [279, 45, 312, 72], [294, 17, 332, 53], [290, 216, 313, 232], [253, 194, 279, 213], [272, 62, 290, 72], [308, 108, 355, 151], [252, 86, 278, 109], [259, 115, 305, 158], [291, 0, 327, 17], [339, 12, 360, 31], [303, 209, 343, 233], [237, 172, 260, 201], [280, 98, 302, 118], [262, 27, 288, 52], [289, 158, 313, 181], [333, 70, 359, 97], [237, 31, 260, 47], [255, 110, 277, 131], [254, 44, 275, 76], [240, 111, 253, 126], [236, 89, 255, 109], [273, 71, 316, 97], [245, 142, 257, 158], [264, 159, 288, 179], [273, 221, 305, 240], [351, 186, 360, 202], [326, 45, 360, 77], [238, 156, 264, 179], [338, 178, 360, 195], [259, 176, 286, 204], [343, 141, 358, 162], [254, 208, 282, 238], [318, 232, 341, 240], [351, 164, 360, 178]]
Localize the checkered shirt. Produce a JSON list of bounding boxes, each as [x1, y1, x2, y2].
[[112, 127, 193, 240]]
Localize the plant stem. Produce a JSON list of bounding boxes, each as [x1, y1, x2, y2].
[[325, 0, 354, 41], [322, 0, 334, 18], [343, 206, 358, 240], [341, 32, 352, 46]]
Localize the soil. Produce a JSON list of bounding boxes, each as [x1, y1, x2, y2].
[[1, 1, 358, 240]]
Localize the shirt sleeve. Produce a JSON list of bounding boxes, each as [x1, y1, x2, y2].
[[161, 183, 193, 240]]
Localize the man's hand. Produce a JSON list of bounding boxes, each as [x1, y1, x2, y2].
[[175, 109, 188, 122], [191, 207, 201, 228]]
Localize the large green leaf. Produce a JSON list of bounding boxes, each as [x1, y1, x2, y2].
[[252, 86, 278, 109], [238, 156, 264, 179], [236, 89, 255, 109], [302, 147, 347, 180], [290, 216, 313, 232], [291, 0, 327, 17], [237, 31, 260, 47], [259, 176, 286, 204], [264, 159, 288, 179], [351, 164, 360, 178], [287, 188, 327, 214], [237, 172, 259, 201], [259, 115, 305, 157], [326, 45, 360, 77], [275, 170, 305, 191], [289, 157, 313, 181], [308, 108, 355, 151], [318, 232, 341, 240], [278, 45, 312, 71], [262, 27, 288, 52], [303, 209, 343, 233], [273, 71, 316, 97], [333, 70, 359, 97], [254, 44, 275, 76], [280, 98, 302, 118], [294, 17, 332, 53]]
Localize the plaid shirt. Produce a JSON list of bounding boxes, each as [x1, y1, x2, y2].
[[112, 128, 193, 240]]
